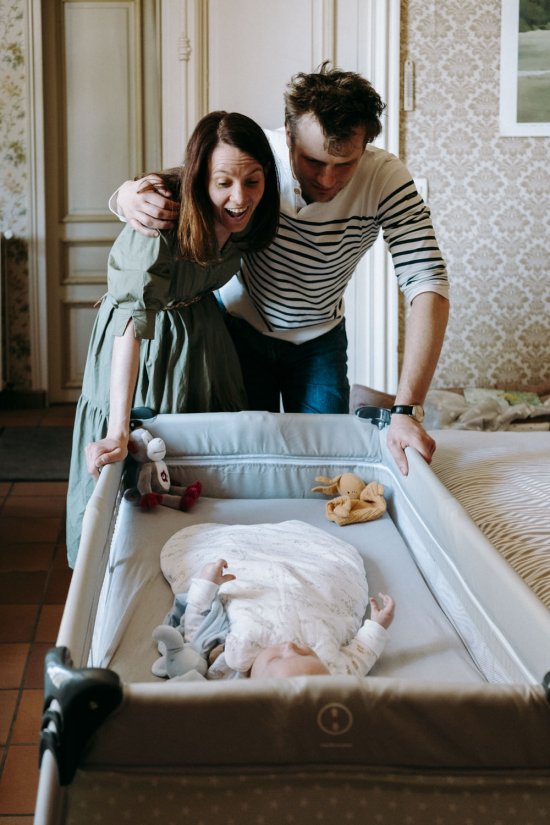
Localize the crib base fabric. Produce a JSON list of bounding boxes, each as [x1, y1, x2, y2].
[[36, 412, 550, 824], [64, 768, 550, 825]]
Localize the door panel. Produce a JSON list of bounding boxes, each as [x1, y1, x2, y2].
[[43, 0, 161, 402], [63, 3, 141, 216], [208, 0, 333, 128]]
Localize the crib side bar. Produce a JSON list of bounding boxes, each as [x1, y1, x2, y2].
[[57, 461, 123, 664]]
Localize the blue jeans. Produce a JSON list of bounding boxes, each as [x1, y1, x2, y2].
[[225, 316, 350, 413]]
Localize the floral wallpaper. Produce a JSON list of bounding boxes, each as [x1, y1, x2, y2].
[[1, 0, 549, 393], [0, 0, 30, 389], [400, 0, 550, 390]]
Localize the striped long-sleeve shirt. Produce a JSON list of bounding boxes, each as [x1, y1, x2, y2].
[[218, 127, 448, 344]]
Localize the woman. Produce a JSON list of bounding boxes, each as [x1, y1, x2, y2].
[[66, 111, 280, 566]]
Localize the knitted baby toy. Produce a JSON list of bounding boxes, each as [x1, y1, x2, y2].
[[127, 427, 202, 511], [151, 624, 207, 680], [312, 472, 387, 526]]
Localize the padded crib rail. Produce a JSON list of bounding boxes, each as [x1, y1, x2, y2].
[[36, 643, 550, 786], [40, 647, 123, 785], [74, 675, 550, 772], [132, 411, 385, 502], [140, 410, 381, 461], [58, 460, 124, 663], [37, 660, 550, 786]]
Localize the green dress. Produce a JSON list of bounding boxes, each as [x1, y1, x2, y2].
[[66, 225, 246, 567]]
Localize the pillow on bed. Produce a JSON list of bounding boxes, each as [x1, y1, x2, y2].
[[160, 520, 369, 672]]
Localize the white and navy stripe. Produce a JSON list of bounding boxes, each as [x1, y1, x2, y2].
[[223, 131, 448, 340]]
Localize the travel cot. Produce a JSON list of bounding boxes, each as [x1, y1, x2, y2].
[[36, 412, 550, 824]]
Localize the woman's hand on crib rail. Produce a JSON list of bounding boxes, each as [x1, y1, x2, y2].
[[85, 436, 128, 479]]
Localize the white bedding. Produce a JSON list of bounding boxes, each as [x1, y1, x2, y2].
[[161, 520, 370, 672], [425, 389, 550, 431]]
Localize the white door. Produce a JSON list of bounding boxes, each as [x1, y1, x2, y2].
[[160, 0, 401, 392], [41, 0, 162, 402]]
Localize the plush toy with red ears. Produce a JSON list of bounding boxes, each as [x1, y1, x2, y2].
[[127, 427, 201, 511]]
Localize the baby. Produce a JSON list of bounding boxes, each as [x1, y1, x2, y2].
[[181, 558, 395, 680]]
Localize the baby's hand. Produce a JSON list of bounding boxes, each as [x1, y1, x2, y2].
[[370, 593, 395, 629], [199, 559, 236, 586]]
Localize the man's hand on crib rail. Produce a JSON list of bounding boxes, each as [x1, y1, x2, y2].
[[386, 415, 436, 476], [85, 436, 128, 479]]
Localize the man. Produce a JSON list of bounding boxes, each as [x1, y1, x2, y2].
[[112, 63, 449, 474]]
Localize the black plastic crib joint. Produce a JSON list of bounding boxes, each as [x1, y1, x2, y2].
[[355, 405, 391, 430], [40, 646, 123, 786]]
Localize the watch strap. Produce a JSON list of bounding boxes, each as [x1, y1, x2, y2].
[[391, 405, 415, 415], [390, 404, 424, 423]]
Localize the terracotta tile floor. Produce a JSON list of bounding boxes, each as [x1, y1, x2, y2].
[[0, 405, 75, 822]]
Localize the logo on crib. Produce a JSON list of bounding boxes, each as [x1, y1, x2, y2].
[[317, 703, 353, 736]]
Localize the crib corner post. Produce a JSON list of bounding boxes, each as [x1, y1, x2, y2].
[[39, 646, 123, 785]]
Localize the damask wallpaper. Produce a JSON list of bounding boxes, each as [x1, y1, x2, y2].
[[0, 0, 548, 393], [0, 0, 30, 389], [401, 0, 550, 390]]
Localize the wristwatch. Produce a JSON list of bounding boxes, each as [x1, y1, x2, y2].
[[390, 404, 425, 423]]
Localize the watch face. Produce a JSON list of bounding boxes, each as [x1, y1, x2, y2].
[[391, 404, 425, 422], [413, 405, 425, 423]]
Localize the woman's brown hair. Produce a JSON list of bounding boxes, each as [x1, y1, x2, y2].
[[147, 111, 279, 265]]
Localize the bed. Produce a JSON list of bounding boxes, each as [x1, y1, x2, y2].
[[35, 412, 550, 824], [430, 429, 550, 610]]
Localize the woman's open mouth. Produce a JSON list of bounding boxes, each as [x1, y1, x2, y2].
[[225, 206, 249, 220]]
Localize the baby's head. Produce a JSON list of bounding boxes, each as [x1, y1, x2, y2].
[[249, 641, 330, 679]]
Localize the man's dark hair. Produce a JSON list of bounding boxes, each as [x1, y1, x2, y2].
[[284, 61, 386, 151]]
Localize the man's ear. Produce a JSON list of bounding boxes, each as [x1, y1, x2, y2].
[[285, 122, 293, 148]]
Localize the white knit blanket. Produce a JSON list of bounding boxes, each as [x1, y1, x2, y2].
[[160, 520, 369, 672]]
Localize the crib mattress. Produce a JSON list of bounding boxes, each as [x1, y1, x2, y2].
[[36, 412, 550, 825], [91, 495, 483, 685]]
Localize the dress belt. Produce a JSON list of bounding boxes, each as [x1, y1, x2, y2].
[[92, 291, 211, 310], [164, 291, 211, 310]]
